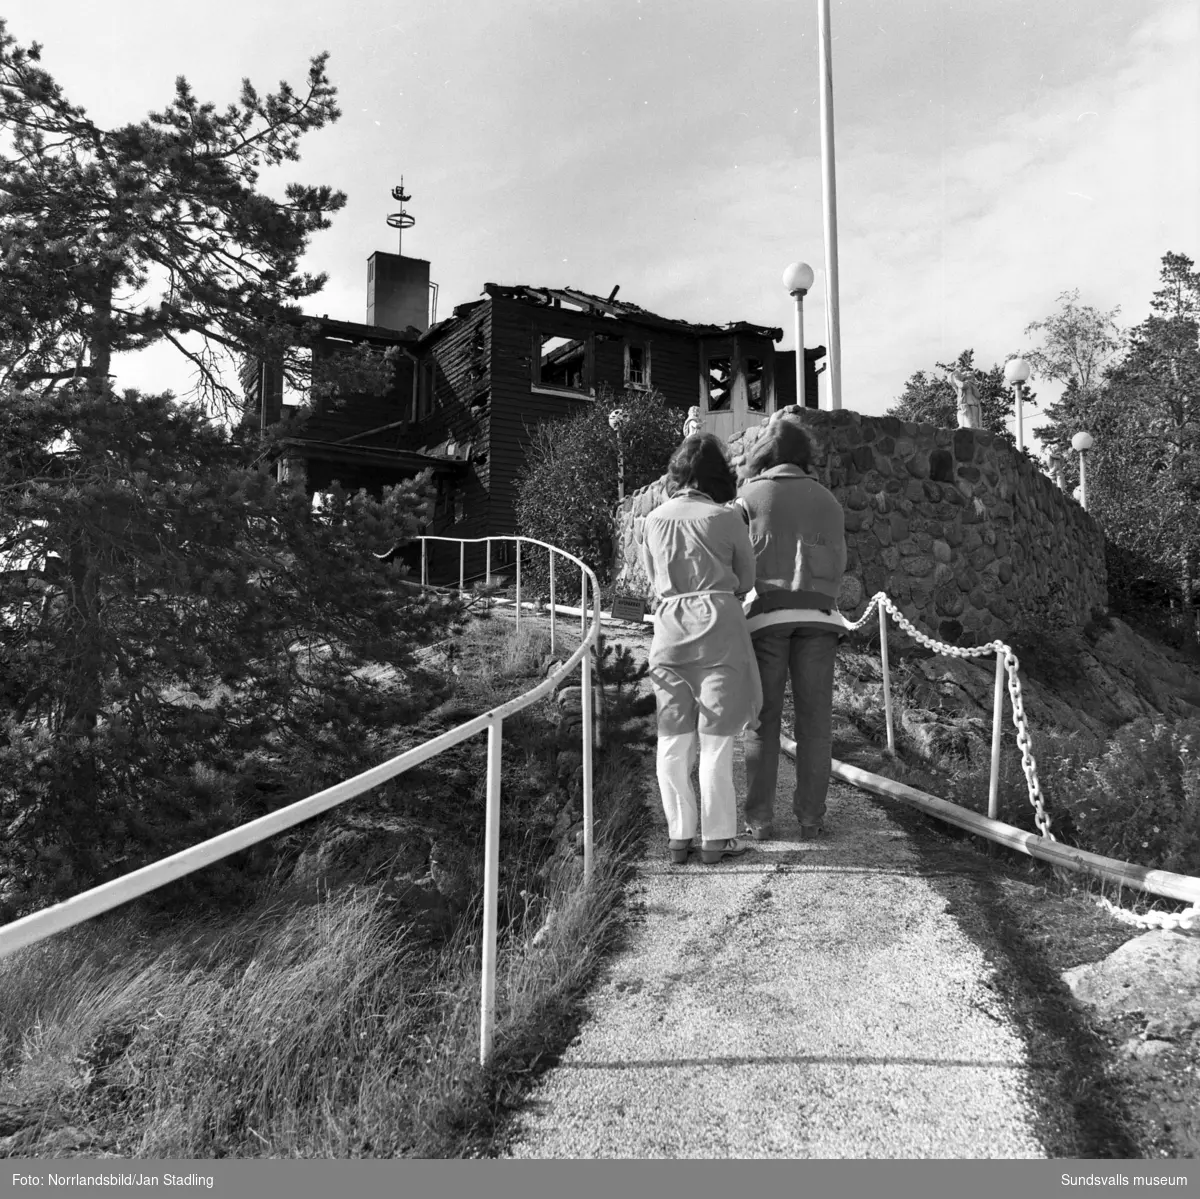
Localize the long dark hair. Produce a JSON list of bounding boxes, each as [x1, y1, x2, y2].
[[666, 433, 737, 504]]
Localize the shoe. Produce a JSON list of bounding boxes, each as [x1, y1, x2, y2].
[[700, 837, 751, 865], [667, 838, 696, 864], [799, 825, 824, 840], [745, 822, 775, 842]]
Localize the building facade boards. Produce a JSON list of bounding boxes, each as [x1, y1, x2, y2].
[[243, 251, 826, 583]]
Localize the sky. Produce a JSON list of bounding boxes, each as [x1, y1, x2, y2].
[[4, 0, 1197, 438]]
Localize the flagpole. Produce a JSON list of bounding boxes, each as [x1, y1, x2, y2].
[[818, 0, 842, 410]]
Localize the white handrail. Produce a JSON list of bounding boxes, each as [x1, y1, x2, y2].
[[0, 535, 603, 1068]]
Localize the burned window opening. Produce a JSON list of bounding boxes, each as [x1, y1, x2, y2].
[[282, 347, 311, 408], [706, 356, 732, 412], [537, 333, 589, 392], [746, 358, 766, 412]]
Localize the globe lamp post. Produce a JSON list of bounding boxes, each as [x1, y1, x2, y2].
[[782, 261, 815, 411], [1071, 430, 1094, 510], [609, 408, 628, 503], [1004, 358, 1031, 451]]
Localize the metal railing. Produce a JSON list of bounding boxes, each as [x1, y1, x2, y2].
[[0, 535, 603, 1067], [417, 535, 592, 653]]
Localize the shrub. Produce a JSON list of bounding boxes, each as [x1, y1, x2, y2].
[[1061, 717, 1200, 874], [514, 385, 682, 595], [944, 717, 1200, 875]]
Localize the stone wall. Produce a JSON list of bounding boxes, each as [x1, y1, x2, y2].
[[614, 405, 1107, 646]]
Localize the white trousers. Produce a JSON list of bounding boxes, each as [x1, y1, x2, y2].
[[656, 732, 738, 843]]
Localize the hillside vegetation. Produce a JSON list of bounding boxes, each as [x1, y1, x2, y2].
[[0, 615, 655, 1157]]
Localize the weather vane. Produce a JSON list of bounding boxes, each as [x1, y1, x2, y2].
[[387, 178, 415, 255]]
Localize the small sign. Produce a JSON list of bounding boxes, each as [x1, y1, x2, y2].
[[610, 594, 648, 623]]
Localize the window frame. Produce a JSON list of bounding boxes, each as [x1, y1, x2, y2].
[[703, 351, 734, 414], [624, 340, 651, 391], [531, 324, 596, 399]]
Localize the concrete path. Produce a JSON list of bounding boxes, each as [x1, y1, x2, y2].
[[502, 744, 1048, 1158]]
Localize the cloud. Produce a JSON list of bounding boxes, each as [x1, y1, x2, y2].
[[829, 0, 1199, 415]]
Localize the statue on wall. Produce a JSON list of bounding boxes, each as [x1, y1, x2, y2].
[[683, 405, 702, 437], [1043, 446, 1067, 489], [950, 368, 983, 430]]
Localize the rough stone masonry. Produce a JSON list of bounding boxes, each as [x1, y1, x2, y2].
[[614, 406, 1107, 645]]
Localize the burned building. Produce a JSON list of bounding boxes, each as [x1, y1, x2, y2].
[[244, 248, 826, 582]]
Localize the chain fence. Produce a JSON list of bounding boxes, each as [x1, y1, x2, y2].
[[846, 592, 1200, 934]]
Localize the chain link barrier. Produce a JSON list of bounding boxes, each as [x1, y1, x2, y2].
[[846, 592, 1055, 839], [846, 592, 1200, 933], [1096, 895, 1200, 935]]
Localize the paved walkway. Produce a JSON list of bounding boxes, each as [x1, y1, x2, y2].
[[502, 741, 1048, 1158]]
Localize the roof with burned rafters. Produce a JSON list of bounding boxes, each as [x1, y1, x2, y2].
[[420, 283, 784, 346]]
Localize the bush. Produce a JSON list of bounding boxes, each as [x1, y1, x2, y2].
[[515, 385, 682, 595], [942, 717, 1200, 875], [1060, 717, 1200, 874]]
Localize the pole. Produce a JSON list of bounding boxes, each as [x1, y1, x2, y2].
[[616, 436, 625, 504], [793, 292, 806, 410], [421, 538, 427, 587], [549, 551, 557, 657], [515, 540, 522, 632], [459, 541, 465, 592], [479, 717, 502, 1065], [818, 0, 842, 410], [1079, 451, 1089, 510], [879, 602, 894, 753], [485, 538, 491, 586], [1015, 383, 1024, 452], [581, 626, 595, 883], [988, 648, 1005, 821]]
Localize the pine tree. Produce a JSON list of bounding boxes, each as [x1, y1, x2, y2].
[[0, 387, 458, 912], [1035, 254, 1200, 634], [1097, 254, 1200, 630], [0, 19, 344, 410]]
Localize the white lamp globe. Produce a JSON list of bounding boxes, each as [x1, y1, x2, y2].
[[1004, 358, 1031, 385], [782, 262, 815, 294], [1071, 431, 1094, 453]]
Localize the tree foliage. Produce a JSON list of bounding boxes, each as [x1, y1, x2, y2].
[[888, 349, 1032, 446], [515, 386, 684, 589], [0, 19, 345, 410], [1023, 289, 1125, 398], [0, 387, 460, 915], [1034, 254, 1200, 634]]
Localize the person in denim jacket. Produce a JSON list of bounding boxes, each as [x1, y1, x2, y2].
[[736, 418, 846, 840], [640, 434, 762, 865]]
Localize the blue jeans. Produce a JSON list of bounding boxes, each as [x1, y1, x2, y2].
[[743, 625, 839, 829]]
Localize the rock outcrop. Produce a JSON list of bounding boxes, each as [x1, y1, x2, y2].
[[1063, 929, 1200, 1045]]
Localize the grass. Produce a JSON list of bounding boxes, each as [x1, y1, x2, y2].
[[0, 615, 654, 1158]]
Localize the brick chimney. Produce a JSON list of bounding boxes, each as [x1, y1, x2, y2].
[[366, 251, 430, 332]]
